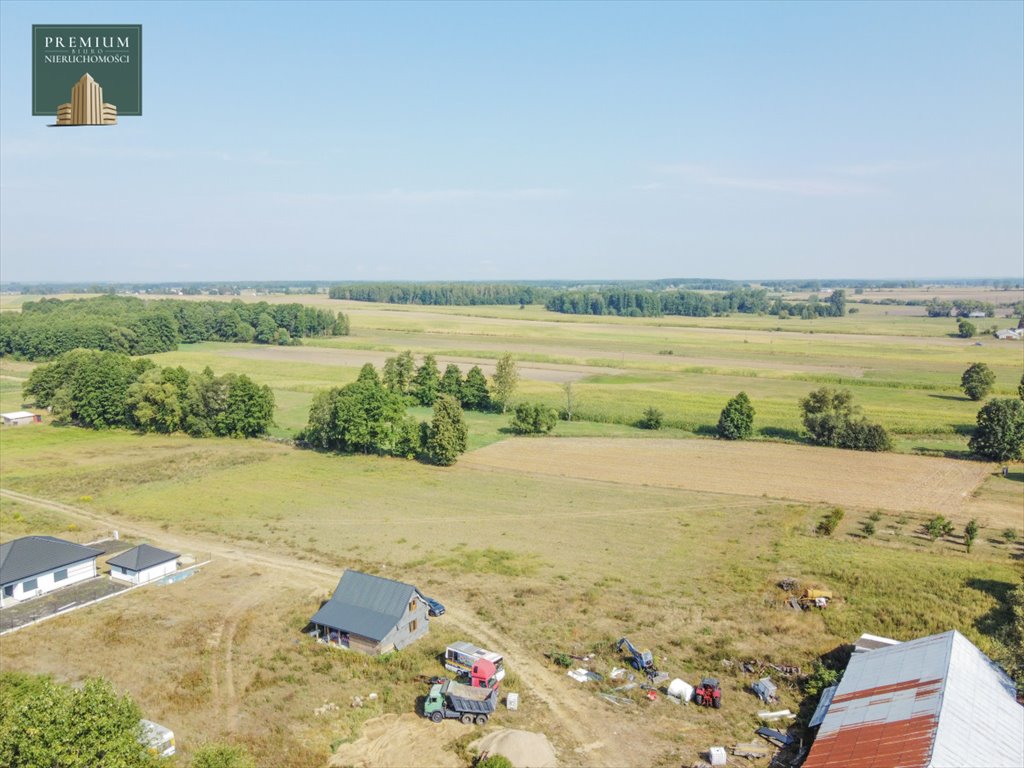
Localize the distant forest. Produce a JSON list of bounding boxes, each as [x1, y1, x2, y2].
[[328, 282, 555, 305], [0, 295, 349, 360], [546, 288, 849, 318]]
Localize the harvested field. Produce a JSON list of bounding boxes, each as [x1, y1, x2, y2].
[[221, 346, 618, 383], [461, 438, 995, 518]]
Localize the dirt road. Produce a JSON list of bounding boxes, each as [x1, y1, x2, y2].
[[0, 488, 634, 767]]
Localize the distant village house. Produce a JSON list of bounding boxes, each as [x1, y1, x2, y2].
[[310, 570, 429, 655], [1, 411, 41, 427]]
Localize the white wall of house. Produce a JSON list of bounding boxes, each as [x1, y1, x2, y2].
[[0, 557, 96, 606], [109, 559, 177, 585]]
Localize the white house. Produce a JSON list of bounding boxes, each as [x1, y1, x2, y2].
[[0, 536, 102, 607], [107, 544, 179, 585], [1, 411, 41, 426], [994, 328, 1023, 340]]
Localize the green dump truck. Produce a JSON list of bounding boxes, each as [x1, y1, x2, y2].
[[423, 679, 498, 725]]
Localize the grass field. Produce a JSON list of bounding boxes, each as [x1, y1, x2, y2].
[[1, 292, 1022, 767]]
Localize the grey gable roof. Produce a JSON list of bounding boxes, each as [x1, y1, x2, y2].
[[310, 570, 420, 642], [106, 543, 179, 572], [0, 536, 103, 586]]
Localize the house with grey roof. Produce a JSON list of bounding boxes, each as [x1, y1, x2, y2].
[[107, 543, 179, 585], [804, 629, 1023, 768], [310, 570, 429, 655], [0, 536, 102, 608]]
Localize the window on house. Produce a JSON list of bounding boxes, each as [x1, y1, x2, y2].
[[409, 619, 418, 633], [54, 569, 68, 582], [23, 578, 38, 591], [3, 585, 12, 598], [409, 600, 417, 612]]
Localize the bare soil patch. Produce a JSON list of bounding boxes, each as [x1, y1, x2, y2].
[[327, 713, 463, 767], [222, 346, 617, 383], [461, 438, 993, 517]]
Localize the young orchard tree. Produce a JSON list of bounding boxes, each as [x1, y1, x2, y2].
[[961, 362, 996, 401], [964, 519, 979, 553], [717, 391, 755, 440]]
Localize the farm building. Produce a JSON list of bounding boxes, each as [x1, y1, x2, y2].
[[310, 570, 429, 655], [994, 328, 1023, 340], [804, 629, 1023, 768], [107, 544, 179, 585], [0, 536, 102, 608], [1, 411, 41, 426]]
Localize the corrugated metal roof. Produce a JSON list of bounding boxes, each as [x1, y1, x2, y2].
[[0, 536, 102, 586], [804, 630, 1024, 768], [106, 543, 178, 571], [310, 570, 419, 642]]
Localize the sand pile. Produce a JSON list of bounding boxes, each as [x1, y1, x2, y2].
[[473, 729, 557, 768]]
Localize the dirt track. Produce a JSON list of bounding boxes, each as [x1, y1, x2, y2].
[[0, 488, 633, 767]]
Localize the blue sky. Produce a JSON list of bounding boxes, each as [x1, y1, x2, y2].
[[1, 1, 1021, 282]]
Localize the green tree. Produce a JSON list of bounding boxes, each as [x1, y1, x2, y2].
[[840, 418, 893, 452], [827, 289, 846, 317], [0, 673, 155, 768], [254, 312, 278, 344], [961, 362, 996, 401], [1018, 372, 1023, 401], [411, 355, 441, 406], [190, 743, 257, 768], [439, 364, 464, 399], [509, 402, 557, 434], [423, 394, 468, 466], [302, 379, 408, 455], [218, 375, 275, 438], [800, 388, 857, 447], [638, 406, 664, 430], [127, 369, 183, 433], [964, 519, 979, 553], [969, 398, 1024, 461], [492, 354, 519, 413], [356, 363, 381, 386], [717, 391, 755, 440], [383, 351, 415, 394], [461, 366, 492, 411], [816, 507, 845, 536], [957, 319, 977, 338]]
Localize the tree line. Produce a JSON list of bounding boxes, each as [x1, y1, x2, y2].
[[0, 295, 349, 360], [545, 288, 847, 319], [23, 349, 275, 437], [328, 282, 554, 306]]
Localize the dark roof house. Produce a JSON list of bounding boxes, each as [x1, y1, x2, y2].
[[310, 570, 429, 655], [107, 543, 179, 572], [0, 536, 102, 587]]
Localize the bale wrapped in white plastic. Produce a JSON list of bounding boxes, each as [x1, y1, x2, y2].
[[709, 746, 727, 766], [667, 678, 694, 702]]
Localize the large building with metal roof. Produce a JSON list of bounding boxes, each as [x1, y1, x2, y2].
[[0, 536, 102, 607], [309, 570, 429, 655], [804, 629, 1023, 768]]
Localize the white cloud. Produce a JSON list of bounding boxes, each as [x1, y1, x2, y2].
[[651, 163, 879, 197]]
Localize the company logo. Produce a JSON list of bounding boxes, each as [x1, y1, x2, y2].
[[32, 25, 142, 124]]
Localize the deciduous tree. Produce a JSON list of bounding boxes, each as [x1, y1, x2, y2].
[[969, 398, 1024, 461], [717, 392, 754, 439], [492, 354, 520, 413], [423, 394, 468, 466], [411, 355, 441, 406], [961, 362, 996, 401], [461, 366, 492, 411]]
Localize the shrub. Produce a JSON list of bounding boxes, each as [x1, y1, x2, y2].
[[637, 407, 664, 430], [1003, 528, 1019, 543], [964, 519, 979, 553], [477, 756, 514, 768], [924, 515, 955, 541], [817, 507, 845, 536], [862, 520, 876, 537], [840, 419, 892, 452], [802, 660, 840, 697], [191, 744, 257, 768], [509, 402, 557, 434], [717, 391, 755, 440], [957, 319, 976, 338]]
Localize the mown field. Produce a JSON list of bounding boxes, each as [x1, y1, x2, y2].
[[0, 291, 1022, 767]]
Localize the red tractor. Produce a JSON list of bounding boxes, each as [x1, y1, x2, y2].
[[694, 677, 722, 708]]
